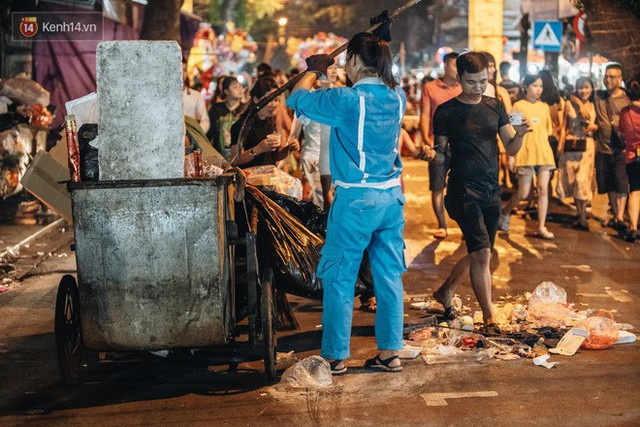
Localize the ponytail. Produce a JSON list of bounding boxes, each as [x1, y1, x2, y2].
[[347, 32, 398, 89]]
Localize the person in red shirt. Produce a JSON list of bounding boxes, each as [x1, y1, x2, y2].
[[419, 52, 462, 239], [618, 77, 640, 242]]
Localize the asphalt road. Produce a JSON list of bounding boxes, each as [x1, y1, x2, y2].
[[1, 158, 639, 426]]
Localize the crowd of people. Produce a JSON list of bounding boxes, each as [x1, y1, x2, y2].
[[183, 53, 640, 245], [180, 28, 640, 373]]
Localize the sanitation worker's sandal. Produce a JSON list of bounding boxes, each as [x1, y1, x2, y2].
[[364, 354, 402, 372], [328, 359, 347, 375]]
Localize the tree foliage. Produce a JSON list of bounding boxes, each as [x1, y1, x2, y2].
[[202, 0, 433, 65], [207, 0, 284, 30], [248, 0, 285, 20]]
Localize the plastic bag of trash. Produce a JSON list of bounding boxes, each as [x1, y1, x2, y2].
[[262, 189, 374, 294], [77, 124, 99, 181], [577, 310, 619, 350], [530, 282, 567, 306], [262, 190, 327, 235], [0, 73, 50, 106], [527, 302, 574, 327], [245, 185, 366, 300], [279, 356, 332, 389], [244, 165, 302, 199]]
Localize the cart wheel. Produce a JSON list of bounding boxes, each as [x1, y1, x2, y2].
[[260, 269, 277, 381], [55, 275, 84, 386]]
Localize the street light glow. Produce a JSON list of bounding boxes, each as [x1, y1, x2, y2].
[[278, 17, 288, 27]]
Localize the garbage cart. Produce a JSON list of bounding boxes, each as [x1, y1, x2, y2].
[[55, 176, 277, 385]]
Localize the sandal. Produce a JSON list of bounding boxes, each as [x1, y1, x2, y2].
[[534, 227, 555, 240], [477, 323, 503, 336], [364, 354, 403, 372], [328, 359, 347, 375], [443, 305, 459, 321], [359, 297, 377, 313]]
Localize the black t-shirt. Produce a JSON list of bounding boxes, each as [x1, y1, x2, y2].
[[230, 108, 278, 168], [433, 96, 509, 195]]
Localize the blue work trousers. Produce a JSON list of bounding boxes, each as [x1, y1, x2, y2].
[[318, 186, 406, 360]]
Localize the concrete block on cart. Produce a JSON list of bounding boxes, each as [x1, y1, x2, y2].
[[96, 41, 184, 180]]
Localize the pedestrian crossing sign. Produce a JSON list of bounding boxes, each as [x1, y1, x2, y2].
[[533, 21, 563, 52]]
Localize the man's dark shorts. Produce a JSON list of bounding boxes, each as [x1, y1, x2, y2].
[[445, 188, 500, 254], [596, 151, 629, 194], [428, 149, 451, 192]]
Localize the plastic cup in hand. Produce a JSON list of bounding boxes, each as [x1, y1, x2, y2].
[[268, 133, 281, 151]]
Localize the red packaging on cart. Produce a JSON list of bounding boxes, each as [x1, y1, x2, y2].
[[193, 150, 202, 178], [64, 115, 81, 182]]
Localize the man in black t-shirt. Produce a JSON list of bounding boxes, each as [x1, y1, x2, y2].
[[417, 51, 531, 334]]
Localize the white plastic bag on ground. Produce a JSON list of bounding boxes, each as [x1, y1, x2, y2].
[[530, 282, 567, 306], [279, 356, 332, 389]]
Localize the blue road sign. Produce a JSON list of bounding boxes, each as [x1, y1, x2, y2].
[[533, 20, 563, 53]]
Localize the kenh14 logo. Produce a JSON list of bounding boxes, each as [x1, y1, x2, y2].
[[19, 17, 38, 37]]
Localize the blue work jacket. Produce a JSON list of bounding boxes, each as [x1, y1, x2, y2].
[[287, 77, 406, 189]]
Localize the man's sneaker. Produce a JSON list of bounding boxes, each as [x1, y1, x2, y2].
[[617, 221, 629, 237], [497, 214, 510, 232], [607, 219, 627, 232]]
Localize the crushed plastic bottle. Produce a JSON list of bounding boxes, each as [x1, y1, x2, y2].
[[278, 356, 332, 389]]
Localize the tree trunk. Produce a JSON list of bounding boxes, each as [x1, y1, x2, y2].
[[140, 0, 182, 43], [221, 0, 241, 23]]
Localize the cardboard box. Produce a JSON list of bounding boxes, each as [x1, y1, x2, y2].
[[20, 147, 72, 223], [49, 137, 68, 165]]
